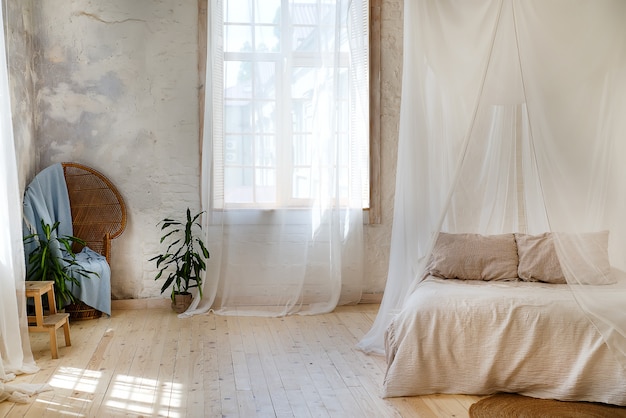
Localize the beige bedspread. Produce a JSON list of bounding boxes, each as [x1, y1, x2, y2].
[[383, 277, 626, 405]]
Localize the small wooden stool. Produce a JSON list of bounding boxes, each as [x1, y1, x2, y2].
[[25, 281, 71, 359]]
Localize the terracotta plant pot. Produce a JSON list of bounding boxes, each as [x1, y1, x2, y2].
[[171, 293, 193, 313]]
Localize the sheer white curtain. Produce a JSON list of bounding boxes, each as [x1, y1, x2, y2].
[[358, 0, 626, 366], [185, 0, 368, 317], [0, 1, 40, 402]]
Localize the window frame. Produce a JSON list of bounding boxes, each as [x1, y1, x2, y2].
[[198, 0, 381, 223]]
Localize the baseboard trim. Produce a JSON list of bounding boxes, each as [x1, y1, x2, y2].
[[359, 292, 383, 304], [111, 292, 383, 311], [111, 298, 170, 310]]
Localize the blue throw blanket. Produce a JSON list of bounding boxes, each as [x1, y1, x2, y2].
[[23, 163, 111, 316]]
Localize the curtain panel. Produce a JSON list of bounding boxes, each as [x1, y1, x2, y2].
[[0, 1, 40, 401], [185, 0, 369, 317]]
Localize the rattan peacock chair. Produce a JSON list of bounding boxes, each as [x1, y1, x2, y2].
[[62, 162, 127, 319]]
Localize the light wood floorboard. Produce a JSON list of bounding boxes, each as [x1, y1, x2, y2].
[[1, 304, 482, 417]]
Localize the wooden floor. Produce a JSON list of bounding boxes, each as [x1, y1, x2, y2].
[[1, 304, 482, 417]]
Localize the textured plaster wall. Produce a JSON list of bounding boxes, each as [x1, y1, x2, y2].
[[33, 1, 200, 299], [27, 0, 404, 299], [4, 0, 37, 190], [363, 0, 403, 293]]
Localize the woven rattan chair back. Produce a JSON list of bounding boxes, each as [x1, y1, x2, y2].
[[62, 162, 127, 263]]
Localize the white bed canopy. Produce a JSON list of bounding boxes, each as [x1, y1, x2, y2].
[[358, 0, 626, 368]]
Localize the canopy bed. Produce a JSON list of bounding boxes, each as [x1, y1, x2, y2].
[[357, 0, 626, 406], [383, 232, 626, 405]]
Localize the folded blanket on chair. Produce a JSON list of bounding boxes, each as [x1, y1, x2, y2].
[[23, 163, 111, 316]]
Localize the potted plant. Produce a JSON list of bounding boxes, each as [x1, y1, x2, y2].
[[23, 219, 95, 311], [150, 208, 210, 313]]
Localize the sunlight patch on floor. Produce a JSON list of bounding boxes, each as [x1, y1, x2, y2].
[[32, 398, 85, 417], [106, 374, 184, 416], [45, 367, 185, 416], [49, 367, 101, 393]]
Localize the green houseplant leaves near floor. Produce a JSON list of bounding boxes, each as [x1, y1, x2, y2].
[[24, 219, 95, 310], [150, 208, 210, 313]]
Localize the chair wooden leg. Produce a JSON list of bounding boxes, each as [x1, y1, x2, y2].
[[63, 320, 71, 347], [49, 328, 59, 359]]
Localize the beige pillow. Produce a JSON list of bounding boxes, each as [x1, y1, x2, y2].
[[427, 233, 518, 281], [515, 231, 614, 285], [515, 233, 566, 284]]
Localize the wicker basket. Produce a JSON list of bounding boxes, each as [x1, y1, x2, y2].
[[64, 301, 103, 321]]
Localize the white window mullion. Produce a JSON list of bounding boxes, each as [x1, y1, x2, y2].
[[278, 0, 292, 207]]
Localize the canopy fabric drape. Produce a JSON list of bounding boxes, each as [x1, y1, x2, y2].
[[184, 0, 369, 317], [358, 0, 626, 368], [0, 1, 40, 401]]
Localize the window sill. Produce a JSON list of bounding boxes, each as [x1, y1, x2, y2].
[[209, 208, 371, 225]]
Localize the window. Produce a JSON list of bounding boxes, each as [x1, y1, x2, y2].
[[210, 0, 370, 210]]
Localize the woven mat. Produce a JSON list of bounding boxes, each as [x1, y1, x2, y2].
[[469, 394, 626, 418]]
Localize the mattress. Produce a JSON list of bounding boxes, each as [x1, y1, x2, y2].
[[383, 276, 626, 405]]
